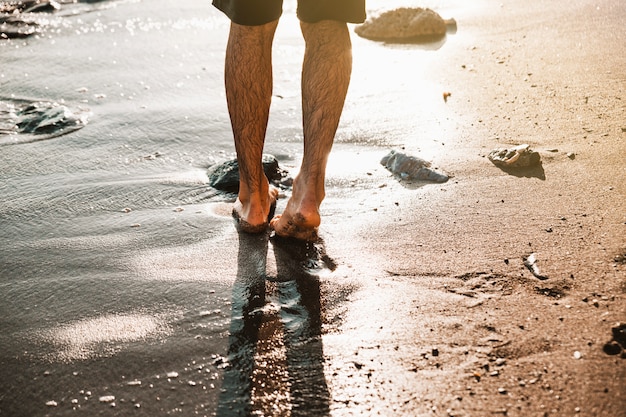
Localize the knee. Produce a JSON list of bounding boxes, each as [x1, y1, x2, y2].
[[230, 19, 279, 43], [301, 20, 351, 50]]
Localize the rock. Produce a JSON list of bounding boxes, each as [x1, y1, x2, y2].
[[0, 17, 40, 39], [611, 323, 626, 346], [355, 7, 448, 42], [23, 0, 61, 13], [488, 144, 541, 168], [602, 341, 622, 356], [0, 99, 90, 145], [16, 102, 87, 135], [208, 154, 288, 193], [99, 395, 115, 403], [1, 0, 109, 39], [523, 253, 548, 280], [380, 150, 449, 183], [0, 1, 60, 39]]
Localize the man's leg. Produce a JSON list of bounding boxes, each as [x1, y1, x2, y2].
[[271, 20, 352, 240], [226, 20, 280, 232]]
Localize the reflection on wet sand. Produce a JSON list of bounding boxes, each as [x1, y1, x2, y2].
[[217, 231, 332, 416]]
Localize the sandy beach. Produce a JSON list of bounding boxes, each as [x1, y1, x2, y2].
[[1, 0, 624, 416], [318, 1, 626, 415]]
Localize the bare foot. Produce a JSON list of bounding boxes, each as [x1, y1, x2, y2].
[[232, 186, 279, 233], [270, 199, 321, 241]]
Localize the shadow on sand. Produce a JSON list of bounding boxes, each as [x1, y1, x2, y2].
[[216, 231, 334, 416], [498, 163, 547, 180]]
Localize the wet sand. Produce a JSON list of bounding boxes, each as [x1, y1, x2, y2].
[[1, 0, 625, 416]]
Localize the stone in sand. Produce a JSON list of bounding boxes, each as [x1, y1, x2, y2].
[[355, 7, 447, 41], [208, 154, 287, 193], [488, 144, 541, 168], [381, 150, 449, 183], [0, 99, 90, 145]]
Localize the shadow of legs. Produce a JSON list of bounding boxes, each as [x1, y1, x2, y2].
[[272, 238, 331, 416], [217, 231, 269, 416]]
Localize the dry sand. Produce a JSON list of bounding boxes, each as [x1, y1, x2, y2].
[[300, 0, 626, 415]]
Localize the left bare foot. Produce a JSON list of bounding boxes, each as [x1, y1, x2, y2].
[[232, 185, 279, 233]]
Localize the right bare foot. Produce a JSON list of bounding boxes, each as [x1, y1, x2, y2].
[[270, 199, 321, 241], [232, 186, 279, 233]]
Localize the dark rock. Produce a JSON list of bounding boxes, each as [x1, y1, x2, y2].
[[0, 99, 90, 145], [17, 102, 79, 134], [23, 0, 61, 13], [208, 154, 287, 193], [0, 17, 40, 39], [611, 323, 626, 346], [603, 341, 622, 356], [1, 0, 110, 39]]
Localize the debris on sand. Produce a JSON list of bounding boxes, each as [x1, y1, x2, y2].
[[523, 253, 548, 280], [355, 7, 454, 42], [488, 144, 541, 169], [603, 323, 626, 357], [208, 154, 289, 193], [380, 150, 449, 183], [98, 395, 115, 403]]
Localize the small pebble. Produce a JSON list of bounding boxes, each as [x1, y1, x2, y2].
[[45, 401, 58, 407], [99, 395, 115, 403], [167, 371, 179, 378], [498, 387, 507, 394], [573, 351, 582, 359]]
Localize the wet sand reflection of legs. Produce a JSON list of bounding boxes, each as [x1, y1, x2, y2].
[[216, 232, 332, 416]]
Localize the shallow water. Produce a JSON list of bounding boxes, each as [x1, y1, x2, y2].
[[0, 0, 477, 415]]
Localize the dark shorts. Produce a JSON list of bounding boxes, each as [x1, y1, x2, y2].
[[212, 0, 366, 26]]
